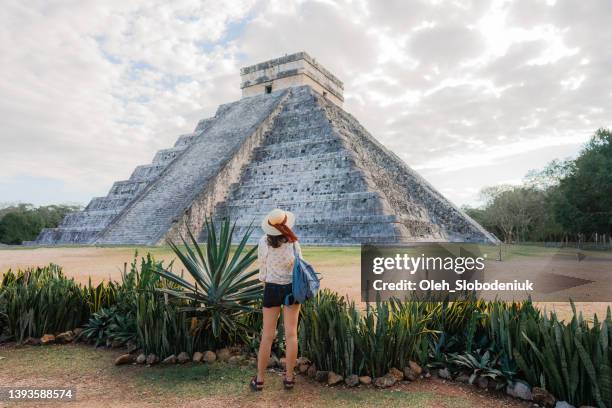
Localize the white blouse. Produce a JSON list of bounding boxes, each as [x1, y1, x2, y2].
[[257, 235, 303, 284]]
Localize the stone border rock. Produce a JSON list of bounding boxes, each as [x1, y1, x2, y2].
[[15, 337, 570, 407]]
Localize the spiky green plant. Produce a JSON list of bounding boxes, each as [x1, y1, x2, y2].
[[81, 307, 117, 347], [0, 290, 8, 340], [419, 295, 489, 367], [487, 299, 541, 384], [356, 297, 434, 377], [300, 291, 435, 377], [518, 303, 612, 407], [136, 290, 192, 357], [299, 289, 361, 376], [0, 264, 90, 341], [153, 218, 263, 347], [118, 253, 185, 356], [448, 349, 508, 389]]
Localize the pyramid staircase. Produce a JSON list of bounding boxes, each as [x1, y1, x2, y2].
[[35, 85, 496, 246]]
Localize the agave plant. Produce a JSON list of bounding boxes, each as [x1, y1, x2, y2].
[[448, 348, 508, 389], [81, 307, 117, 347], [153, 218, 263, 345]]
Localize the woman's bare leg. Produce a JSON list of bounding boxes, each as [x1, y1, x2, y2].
[[283, 303, 301, 380], [257, 306, 281, 382]]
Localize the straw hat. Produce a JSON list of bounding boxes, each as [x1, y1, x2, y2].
[[261, 208, 296, 236]]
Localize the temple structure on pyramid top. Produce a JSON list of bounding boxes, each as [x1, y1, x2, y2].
[[35, 52, 498, 245]]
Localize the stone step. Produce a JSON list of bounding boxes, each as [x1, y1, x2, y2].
[[262, 124, 331, 145], [129, 164, 166, 182], [280, 100, 319, 113], [95, 89, 291, 244], [256, 136, 338, 153], [226, 222, 402, 244], [36, 228, 100, 244], [272, 112, 329, 131], [227, 172, 368, 200], [215, 192, 384, 217], [174, 132, 198, 147], [216, 213, 396, 225], [108, 180, 149, 197], [233, 168, 364, 188], [194, 117, 216, 133], [85, 196, 131, 211], [152, 145, 188, 165], [252, 137, 345, 161], [61, 212, 117, 229], [243, 151, 354, 173]]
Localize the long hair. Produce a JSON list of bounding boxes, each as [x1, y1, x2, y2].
[[267, 234, 288, 248]]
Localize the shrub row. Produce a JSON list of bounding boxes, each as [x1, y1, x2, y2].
[[300, 289, 612, 407], [0, 219, 610, 407]]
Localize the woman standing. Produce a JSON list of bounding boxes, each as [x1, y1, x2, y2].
[[250, 208, 302, 391]]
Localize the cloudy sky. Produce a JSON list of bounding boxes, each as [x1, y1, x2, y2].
[[1, 0, 610, 208]]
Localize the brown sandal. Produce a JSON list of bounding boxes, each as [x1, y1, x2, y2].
[[250, 376, 263, 391]]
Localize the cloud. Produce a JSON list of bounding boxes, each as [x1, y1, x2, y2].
[[0, 0, 254, 204], [1, 0, 611, 208], [408, 24, 486, 68]]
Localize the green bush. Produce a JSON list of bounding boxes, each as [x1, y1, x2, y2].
[[153, 219, 263, 349], [136, 289, 192, 357], [0, 264, 90, 341], [448, 349, 507, 389], [299, 290, 434, 377], [357, 298, 434, 377], [0, 203, 79, 245], [299, 290, 360, 376], [0, 211, 45, 244], [81, 253, 182, 355], [2, 216, 610, 408], [517, 304, 612, 407], [82, 306, 121, 347], [0, 290, 8, 341]]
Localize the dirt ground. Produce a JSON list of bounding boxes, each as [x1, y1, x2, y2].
[[0, 343, 530, 408], [1, 244, 611, 321]]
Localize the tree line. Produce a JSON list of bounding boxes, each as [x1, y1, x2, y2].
[[0, 203, 81, 245], [463, 128, 612, 244]]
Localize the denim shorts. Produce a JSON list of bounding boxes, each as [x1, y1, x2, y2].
[[263, 282, 299, 308]]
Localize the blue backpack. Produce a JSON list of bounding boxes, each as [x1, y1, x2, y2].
[[285, 243, 320, 304]]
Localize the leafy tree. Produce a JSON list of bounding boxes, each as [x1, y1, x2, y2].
[[466, 186, 562, 243], [0, 203, 80, 244], [467, 128, 611, 242], [524, 159, 573, 190], [553, 128, 612, 235], [0, 211, 45, 244]]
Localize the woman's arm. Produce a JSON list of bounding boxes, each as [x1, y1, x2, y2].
[[257, 236, 268, 282], [295, 241, 303, 258]]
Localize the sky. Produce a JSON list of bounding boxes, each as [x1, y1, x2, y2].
[[1, 0, 611, 208]]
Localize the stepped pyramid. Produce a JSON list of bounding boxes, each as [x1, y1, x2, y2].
[[36, 52, 497, 245]]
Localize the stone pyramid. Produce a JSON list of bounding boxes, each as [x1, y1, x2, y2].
[[36, 52, 497, 245]]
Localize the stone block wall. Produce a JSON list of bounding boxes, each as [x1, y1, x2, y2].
[[240, 52, 344, 107]]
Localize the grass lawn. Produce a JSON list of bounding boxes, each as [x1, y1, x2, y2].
[[0, 343, 528, 408]]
